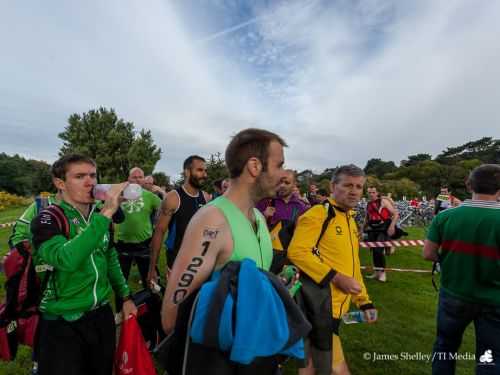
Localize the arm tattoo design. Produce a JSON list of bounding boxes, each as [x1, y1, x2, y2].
[[172, 241, 212, 305], [202, 228, 220, 240]]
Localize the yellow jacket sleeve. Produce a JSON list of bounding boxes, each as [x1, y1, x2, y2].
[[287, 205, 337, 286], [351, 255, 373, 309]]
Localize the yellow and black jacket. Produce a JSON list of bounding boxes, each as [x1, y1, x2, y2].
[[288, 199, 372, 319]]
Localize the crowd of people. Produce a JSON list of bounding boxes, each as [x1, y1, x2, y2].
[[2, 128, 499, 375]]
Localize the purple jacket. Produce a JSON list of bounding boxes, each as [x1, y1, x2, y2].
[[256, 194, 309, 228]]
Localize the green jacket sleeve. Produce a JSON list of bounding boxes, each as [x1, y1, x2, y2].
[[9, 202, 38, 247], [106, 246, 130, 299], [31, 212, 112, 272]]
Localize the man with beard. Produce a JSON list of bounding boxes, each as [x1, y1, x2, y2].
[[115, 167, 162, 309], [147, 156, 209, 284], [257, 169, 309, 272], [161, 128, 289, 374]]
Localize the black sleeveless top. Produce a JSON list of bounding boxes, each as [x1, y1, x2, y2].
[[165, 187, 207, 262]]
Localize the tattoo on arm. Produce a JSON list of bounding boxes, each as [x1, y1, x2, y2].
[[202, 228, 219, 240], [172, 241, 212, 305]]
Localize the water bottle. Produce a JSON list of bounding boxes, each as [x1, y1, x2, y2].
[[342, 310, 366, 324], [93, 183, 142, 200], [279, 265, 302, 297]]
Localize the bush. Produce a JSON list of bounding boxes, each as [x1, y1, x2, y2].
[[0, 191, 32, 211]]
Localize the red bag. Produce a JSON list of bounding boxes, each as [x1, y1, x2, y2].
[[115, 315, 157, 375]]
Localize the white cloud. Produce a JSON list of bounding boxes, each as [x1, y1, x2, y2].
[[1, 0, 499, 180]]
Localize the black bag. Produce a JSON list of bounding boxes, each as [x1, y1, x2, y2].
[[153, 291, 199, 374], [131, 288, 165, 350], [293, 202, 338, 351]]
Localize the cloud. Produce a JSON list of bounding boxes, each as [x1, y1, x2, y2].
[[244, 0, 500, 170], [1, 0, 499, 179]]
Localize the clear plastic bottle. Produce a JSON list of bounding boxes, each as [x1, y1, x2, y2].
[[342, 310, 365, 324], [93, 183, 142, 200]]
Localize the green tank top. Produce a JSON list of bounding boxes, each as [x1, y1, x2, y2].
[[209, 196, 273, 271]]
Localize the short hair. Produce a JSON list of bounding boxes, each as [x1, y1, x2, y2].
[[129, 167, 144, 177], [51, 154, 96, 180], [466, 164, 500, 195], [183, 155, 205, 170], [317, 188, 328, 196], [331, 164, 365, 184], [213, 178, 224, 190], [225, 128, 287, 178]]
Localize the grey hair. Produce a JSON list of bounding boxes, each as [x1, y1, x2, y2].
[[331, 164, 365, 183], [129, 167, 144, 176]]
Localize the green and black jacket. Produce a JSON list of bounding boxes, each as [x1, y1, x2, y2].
[[31, 200, 130, 321]]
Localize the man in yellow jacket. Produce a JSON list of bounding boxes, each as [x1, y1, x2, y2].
[[288, 164, 378, 375]]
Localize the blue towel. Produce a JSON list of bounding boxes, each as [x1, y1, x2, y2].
[[190, 259, 305, 364]]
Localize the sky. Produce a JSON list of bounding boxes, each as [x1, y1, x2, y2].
[[1, 0, 499, 180]]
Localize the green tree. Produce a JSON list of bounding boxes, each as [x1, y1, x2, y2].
[[202, 153, 227, 193], [364, 158, 397, 178], [401, 153, 432, 167], [436, 137, 500, 164], [128, 129, 162, 175], [381, 178, 420, 200], [0, 153, 53, 196], [152, 172, 170, 188], [58, 107, 161, 182]]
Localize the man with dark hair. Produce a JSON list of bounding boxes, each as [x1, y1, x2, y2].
[[147, 155, 209, 284], [288, 164, 377, 375], [31, 154, 136, 375], [306, 184, 319, 205], [257, 169, 309, 272], [363, 186, 399, 282], [315, 188, 329, 203], [161, 128, 291, 374], [183, 155, 206, 171], [434, 186, 461, 215], [114, 167, 162, 309], [212, 178, 229, 199], [424, 164, 500, 375]]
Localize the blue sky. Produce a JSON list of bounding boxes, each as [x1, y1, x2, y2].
[[1, 0, 499, 179]]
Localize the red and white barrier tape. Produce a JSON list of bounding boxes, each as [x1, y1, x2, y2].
[[0, 222, 15, 228], [361, 266, 432, 273], [360, 240, 425, 248]]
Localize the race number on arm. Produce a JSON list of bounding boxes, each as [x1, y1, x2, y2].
[[160, 205, 230, 334]]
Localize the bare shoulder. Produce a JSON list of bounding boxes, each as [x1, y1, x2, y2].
[[189, 204, 227, 230], [186, 205, 233, 266], [381, 197, 395, 207], [161, 190, 180, 211]]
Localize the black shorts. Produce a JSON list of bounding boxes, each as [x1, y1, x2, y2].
[[37, 304, 115, 375]]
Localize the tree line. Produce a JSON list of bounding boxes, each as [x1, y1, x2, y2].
[[1, 107, 498, 199]]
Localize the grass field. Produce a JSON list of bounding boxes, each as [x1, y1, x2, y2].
[[0, 206, 476, 374]]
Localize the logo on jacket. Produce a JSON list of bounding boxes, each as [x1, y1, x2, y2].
[[72, 218, 80, 225], [335, 226, 343, 235]]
